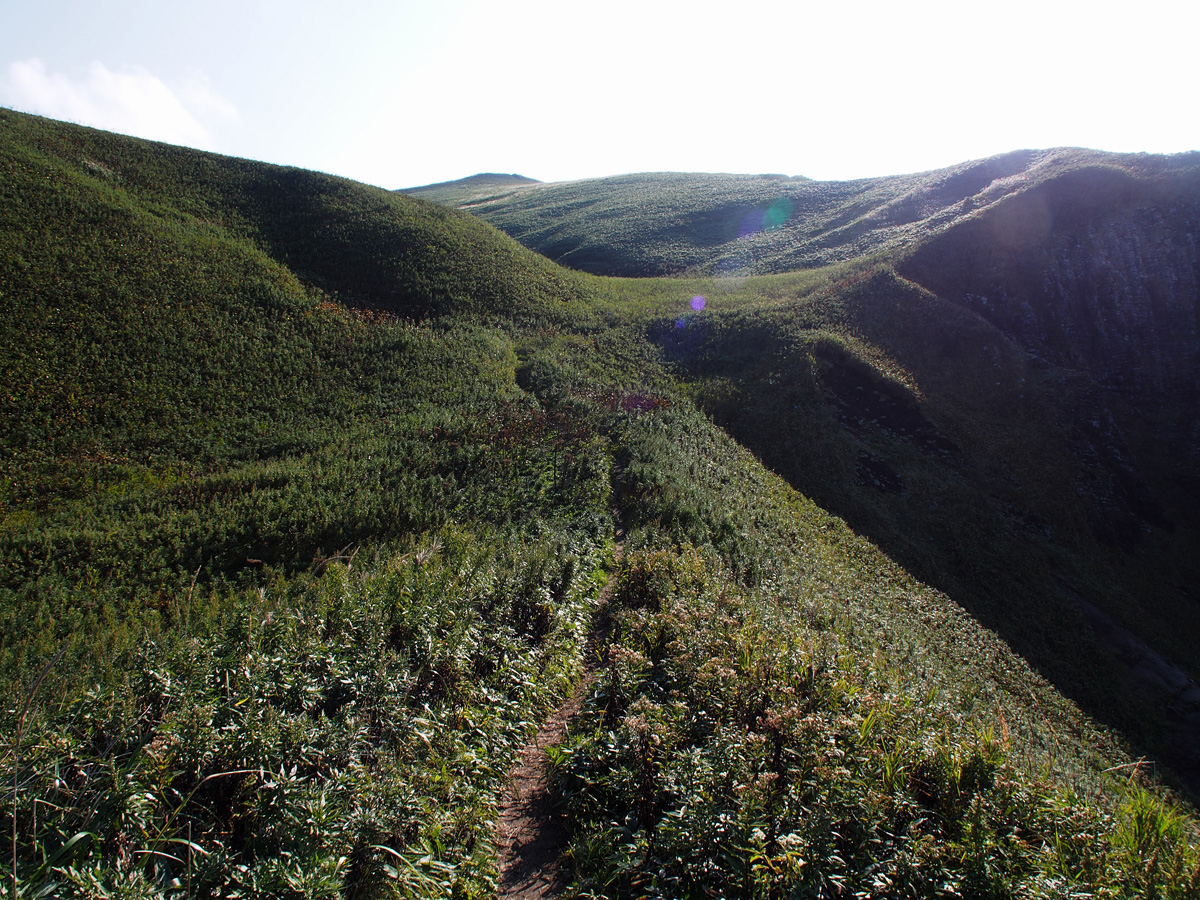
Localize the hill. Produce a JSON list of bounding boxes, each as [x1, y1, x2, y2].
[[407, 150, 1200, 278], [423, 151, 1200, 795], [402, 172, 541, 207], [2, 109, 1198, 897]]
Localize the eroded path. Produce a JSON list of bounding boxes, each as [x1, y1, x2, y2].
[[495, 538, 622, 899]]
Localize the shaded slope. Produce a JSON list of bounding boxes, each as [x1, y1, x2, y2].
[[662, 256, 1200, 791], [898, 161, 1200, 517], [660, 271, 1138, 713], [896, 162, 1200, 782], [2, 111, 1199, 896], [896, 158, 1200, 662], [407, 149, 1200, 277]]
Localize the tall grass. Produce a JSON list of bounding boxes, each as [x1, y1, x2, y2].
[[2, 109, 1196, 896]]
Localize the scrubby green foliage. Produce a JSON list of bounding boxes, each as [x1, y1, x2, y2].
[[639, 256, 1200, 784], [403, 150, 1200, 277], [10, 526, 610, 898], [561, 542, 1200, 897], [0, 106, 603, 678], [0, 110, 611, 895], [556, 405, 1200, 897], [444, 153, 1200, 792], [1, 110, 1197, 897]]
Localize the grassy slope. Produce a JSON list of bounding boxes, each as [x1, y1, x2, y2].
[[895, 162, 1200, 646], [1, 110, 615, 897], [420, 151, 1200, 791], [2, 111, 1197, 896], [551, 256, 1200, 795], [402, 149, 1199, 277], [402, 173, 541, 207]]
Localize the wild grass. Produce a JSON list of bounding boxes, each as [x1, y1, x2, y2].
[[4, 527, 609, 898], [406, 149, 1199, 278], [554, 402, 1200, 897], [1, 109, 1197, 896], [636, 261, 1200, 777]]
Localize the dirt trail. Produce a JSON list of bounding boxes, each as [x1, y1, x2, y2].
[[495, 538, 622, 899]]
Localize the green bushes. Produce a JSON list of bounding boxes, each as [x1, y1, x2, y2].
[[555, 536, 1200, 898], [5, 528, 607, 898], [0, 117, 622, 895], [547, 406, 1200, 897], [2, 110, 1197, 897]]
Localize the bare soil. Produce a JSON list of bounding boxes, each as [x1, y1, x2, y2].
[[494, 686, 589, 898], [495, 540, 621, 899]]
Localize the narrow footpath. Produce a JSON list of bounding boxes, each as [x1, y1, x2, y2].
[[495, 537, 623, 899]]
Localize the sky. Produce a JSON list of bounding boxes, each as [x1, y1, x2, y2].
[[2, 0, 1197, 190]]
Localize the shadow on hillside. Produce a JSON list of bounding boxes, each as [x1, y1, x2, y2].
[[659, 314, 1200, 799]]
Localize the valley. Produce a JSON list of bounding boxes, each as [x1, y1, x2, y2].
[[3, 108, 1198, 897]]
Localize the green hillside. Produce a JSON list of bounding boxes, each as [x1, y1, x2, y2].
[[403, 173, 541, 208], [2, 110, 1198, 897], [416, 152, 1200, 797], [405, 150, 1200, 278]]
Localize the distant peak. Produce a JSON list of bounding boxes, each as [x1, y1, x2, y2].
[[400, 172, 541, 193]]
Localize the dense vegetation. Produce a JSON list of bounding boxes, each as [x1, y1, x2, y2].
[[417, 155, 1200, 798], [402, 150, 1200, 277], [2, 109, 1197, 897], [560, 403, 1199, 897]]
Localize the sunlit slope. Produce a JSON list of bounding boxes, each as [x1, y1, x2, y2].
[[403, 149, 1200, 277], [0, 109, 600, 675], [0, 109, 599, 490], [651, 185, 1200, 789], [403, 171, 541, 206], [1, 111, 1198, 896], [1, 108, 588, 322]]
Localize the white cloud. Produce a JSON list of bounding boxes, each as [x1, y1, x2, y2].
[[1, 58, 237, 150], [176, 70, 239, 123]]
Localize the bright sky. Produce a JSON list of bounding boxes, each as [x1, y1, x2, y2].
[[2, 0, 1196, 189]]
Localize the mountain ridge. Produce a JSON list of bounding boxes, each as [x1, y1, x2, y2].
[[405, 148, 1200, 277], [3, 109, 1198, 896], [417, 145, 1200, 793]]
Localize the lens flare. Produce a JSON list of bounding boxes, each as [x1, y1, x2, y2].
[[740, 198, 793, 239], [691, 295, 706, 311], [676, 317, 687, 329], [739, 209, 765, 239], [764, 197, 793, 230]]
